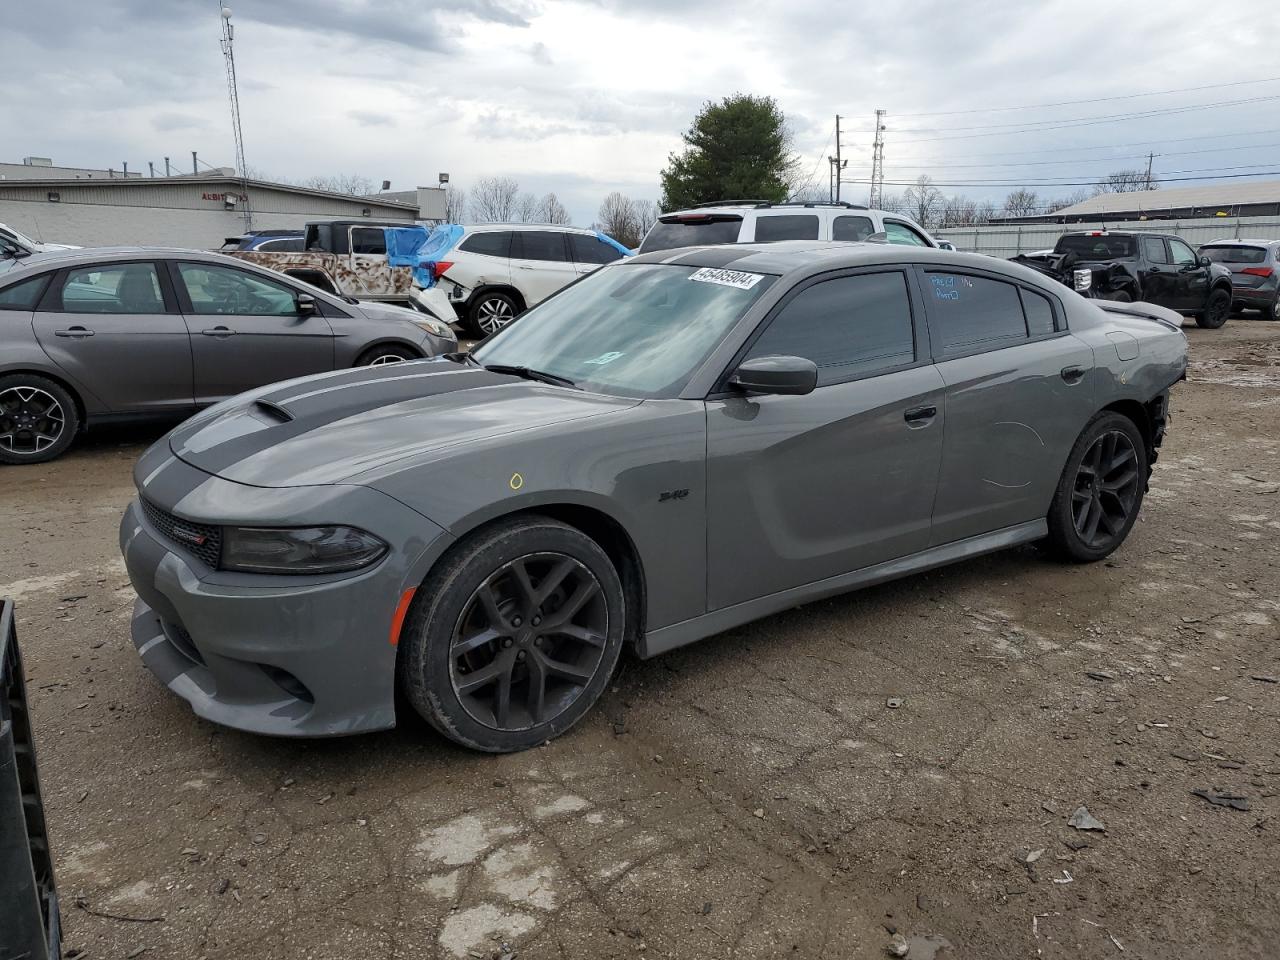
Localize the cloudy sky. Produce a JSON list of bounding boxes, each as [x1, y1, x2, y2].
[[3, 0, 1277, 224]]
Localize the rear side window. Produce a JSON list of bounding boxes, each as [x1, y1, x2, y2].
[[884, 221, 930, 246], [1021, 289, 1057, 336], [513, 231, 570, 262], [753, 215, 819, 242], [0, 274, 50, 310], [639, 216, 742, 253], [926, 272, 1026, 356], [745, 272, 915, 385], [59, 264, 166, 314], [832, 215, 874, 241], [1201, 245, 1267, 264], [256, 237, 304, 252], [459, 231, 512, 258], [569, 234, 624, 265], [1141, 236, 1167, 263], [350, 227, 387, 255]]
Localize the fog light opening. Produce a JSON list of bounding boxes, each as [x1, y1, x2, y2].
[[260, 664, 315, 704]]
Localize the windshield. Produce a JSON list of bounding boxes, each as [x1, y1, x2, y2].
[[0, 224, 38, 249], [1055, 235, 1136, 259], [1201, 245, 1267, 264], [472, 263, 774, 398], [639, 216, 743, 254]]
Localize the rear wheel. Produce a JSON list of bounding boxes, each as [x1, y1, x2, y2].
[[1263, 292, 1280, 321], [356, 344, 419, 366], [1046, 412, 1147, 563], [468, 291, 519, 338], [1196, 288, 1230, 329], [0, 374, 79, 465], [399, 516, 626, 752]]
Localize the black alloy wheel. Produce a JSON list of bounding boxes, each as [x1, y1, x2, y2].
[[1070, 430, 1141, 550], [1197, 288, 1230, 329], [449, 553, 609, 731], [0, 376, 79, 465]]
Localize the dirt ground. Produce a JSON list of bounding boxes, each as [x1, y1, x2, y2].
[[3, 320, 1278, 960]]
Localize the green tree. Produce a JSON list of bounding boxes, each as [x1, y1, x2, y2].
[[660, 94, 794, 211]]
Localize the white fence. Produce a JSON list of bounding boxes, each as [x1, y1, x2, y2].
[[934, 216, 1280, 258]]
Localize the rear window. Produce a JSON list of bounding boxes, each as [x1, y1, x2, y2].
[[256, 237, 304, 252], [512, 231, 570, 262], [753, 215, 819, 242], [459, 231, 513, 258], [639, 216, 742, 254], [1201, 245, 1267, 264], [1055, 235, 1136, 259], [833, 215, 874, 241], [926, 272, 1028, 356]]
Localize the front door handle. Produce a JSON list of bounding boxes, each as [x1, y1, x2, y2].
[[202, 326, 236, 338], [1061, 365, 1086, 384], [903, 404, 937, 424], [54, 326, 94, 338]]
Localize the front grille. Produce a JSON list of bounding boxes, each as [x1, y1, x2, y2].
[[140, 498, 222, 569]]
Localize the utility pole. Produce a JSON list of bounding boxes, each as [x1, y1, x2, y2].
[[192, 151, 198, 175], [164, 157, 171, 177], [148, 161, 155, 178], [834, 114, 842, 203], [1144, 152, 1158, 191], [218, 4, 252, 230], [869, 109, 886, 208]]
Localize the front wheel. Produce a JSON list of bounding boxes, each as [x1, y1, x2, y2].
[[1196, 288, 1230, 329], [468, 292, 519, 338], [0, 374, 79, 465], [1045, 412, 1148, 563], [399, 516, 626, 752], [356, 344, 419, 366]]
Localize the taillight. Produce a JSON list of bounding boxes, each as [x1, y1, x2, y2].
[[1241, 266, 1273, 278], [428, 261, 453, 280]]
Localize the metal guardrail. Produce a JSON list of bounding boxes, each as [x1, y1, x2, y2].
[[1, 599, 60, 960], [935, 216, 1280, 258]]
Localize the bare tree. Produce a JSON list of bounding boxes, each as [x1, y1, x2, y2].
[[443, 185, 467, 223], [1097, 169, 1155, 193], [1044, 188, 1093, 214], [902, 175, 942, 230], [940, 194, 978, 228], [633, 199, 658, 240], [973, 200, 998, 225], [305, 173, 376, 196], [469, 176, 521, 222], [1002, 189, 1040, 218], [536, 192, 572, 225], [515, 192, 540, 224], [597, 192, 641, 247]]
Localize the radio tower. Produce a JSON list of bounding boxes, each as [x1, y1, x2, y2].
[[218, 5, 252, 231], [869, 109, 886, 209]]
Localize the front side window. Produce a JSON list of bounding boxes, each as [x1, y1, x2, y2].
[[0, 274, 50, 310], [1141, 236, 1168, 264], [177, 263, 299, 316], [350, 228, 387, 255], [926, 272, 1027, 356], [473, 264, 774, 398], [60, 263, 166, 314], [745, 272, 915, 384], [884, 221, 929, 246], [569, 234, 623, 265], [832, 215, 874, 241], [753, 215, 819, 242], [513, 231, 570, 262], [1169, 239, 1197, 265], [459, 231, 512, 258]]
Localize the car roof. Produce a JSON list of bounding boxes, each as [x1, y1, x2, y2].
[[1200, 238, 1276, 246], [464, 223, 601, 236]]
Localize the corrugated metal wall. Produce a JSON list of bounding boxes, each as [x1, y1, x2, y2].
[[935, 216, 1280, 258]]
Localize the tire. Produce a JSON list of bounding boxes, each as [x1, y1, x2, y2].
[[356, 344, 419, 367], [0, 374, 79, 465], [1262, 292, 1280, 322], [1196, 288, 1231, 329], [468, 291, 519, 338], [399, 516, 626, 752], [1045, 412, 1148, 563]]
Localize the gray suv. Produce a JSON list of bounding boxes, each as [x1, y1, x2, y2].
[[0, 248, 457, 464], [1200, 240, 1279, 320]]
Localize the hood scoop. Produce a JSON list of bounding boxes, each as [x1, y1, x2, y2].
[[253, 399, 294, 423]]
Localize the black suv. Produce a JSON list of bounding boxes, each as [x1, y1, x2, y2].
[[1014, 231, 1233, 329]]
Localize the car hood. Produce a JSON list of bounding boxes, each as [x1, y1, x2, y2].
[[168, 360, 640, 487]]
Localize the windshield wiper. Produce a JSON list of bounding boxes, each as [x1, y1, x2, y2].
[[445, 350, 482, 367], [483, 363, 578, 389]]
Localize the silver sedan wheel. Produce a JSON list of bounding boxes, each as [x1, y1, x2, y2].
[[476, 297, 515, 335], [0, 386, 66, 457], [367, 353, 407, 366]]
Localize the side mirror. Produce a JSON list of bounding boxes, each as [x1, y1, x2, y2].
[[730, 355, 817, 396], [1198, 255, 1211, 268], [296, 292, 317, 316]]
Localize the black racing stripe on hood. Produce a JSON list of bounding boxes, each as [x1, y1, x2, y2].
[[169, 365, 517, 479], [666, 248, 762, 268]]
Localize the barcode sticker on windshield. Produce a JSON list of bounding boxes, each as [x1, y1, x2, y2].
[[688, 267, 764, 290]]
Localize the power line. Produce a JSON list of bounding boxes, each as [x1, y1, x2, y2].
[[887, 75, 1280, 118], [841, 170, 1280, 189], [878, 127, 1280, 164], [842, 141, 1280, 172]]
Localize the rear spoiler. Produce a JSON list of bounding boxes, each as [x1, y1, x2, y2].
[[1096, 300, 1183, 332]]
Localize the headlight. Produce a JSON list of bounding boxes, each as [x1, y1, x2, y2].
[[1073, 268, 1093, 292], [411, 316, 454, 339], [220, 526, 388, 574]]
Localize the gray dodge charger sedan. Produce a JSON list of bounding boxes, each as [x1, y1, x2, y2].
[[0, 247, 457, 464], [120, 241, 1187, 751]]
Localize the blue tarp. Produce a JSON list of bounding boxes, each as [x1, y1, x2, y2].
[[389, 224, 464, 288]]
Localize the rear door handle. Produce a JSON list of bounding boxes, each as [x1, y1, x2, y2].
[[1061, 365, 1086, 384], [54, 326, 94, 338], [202, 326, 236, 338], [904, 404, 937, 424]]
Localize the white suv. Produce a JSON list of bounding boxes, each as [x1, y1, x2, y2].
[[414, 224, 631, 336], [637, 201, 938, 254]]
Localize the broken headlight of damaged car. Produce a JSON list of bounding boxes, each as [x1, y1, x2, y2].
[[1073, 268, 1092, 293], [220, 525, 388, 574]]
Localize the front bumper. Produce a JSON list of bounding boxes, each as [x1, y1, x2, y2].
[[119, 452, 451, 737], [411, 286, 463, 326]]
